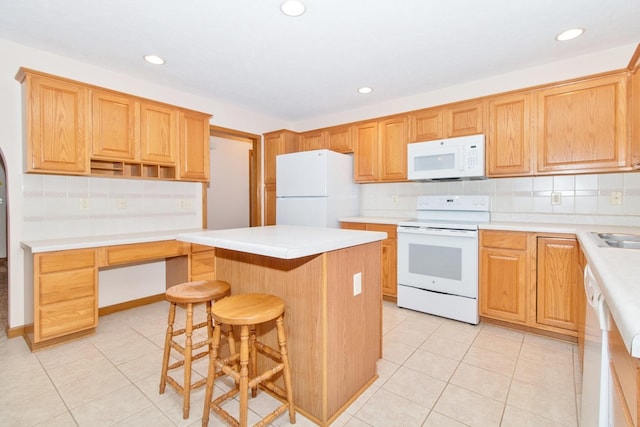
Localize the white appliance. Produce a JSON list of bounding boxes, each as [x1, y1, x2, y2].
[[581, 263, 611, 427], [397, 195, 490, 324], [276, 149, 359, 228], [407, 134, 485, 181]]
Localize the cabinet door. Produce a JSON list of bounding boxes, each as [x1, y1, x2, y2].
[[487, 92, 533, 177], [91, 90, 138, 160], [23, 73, 90, 174], [179, 111, 210, 181], [300, 131, 325, 151], [264, 183, 277, 225], [327, 126, 353, 153], [263, 130, 299, 185], [354, 122, 379, 182], [447, 100, 484, 137], [139, 101, 178, 164], [479, 231, 529, 324], [536, 237, 579, 331], [536, 74, 628, 173], [379, 116, 408, 181], [631, 66, 640, 169], [409, 108, 444, 142]]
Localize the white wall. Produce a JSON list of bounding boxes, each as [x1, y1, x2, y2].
[[207, 137, 252, 230], [0, 38, 287, 329]]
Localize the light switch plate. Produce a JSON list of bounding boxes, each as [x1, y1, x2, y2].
[[353, 272, 362, 296]]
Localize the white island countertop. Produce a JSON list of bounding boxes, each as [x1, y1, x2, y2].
[[177, 225, 387, 259]]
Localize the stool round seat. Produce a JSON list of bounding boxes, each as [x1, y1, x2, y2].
[[165, 280, 230, 304], [211, 293, 284, 325]]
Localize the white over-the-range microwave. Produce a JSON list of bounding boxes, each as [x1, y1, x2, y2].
[[407, 134, 485, 181]]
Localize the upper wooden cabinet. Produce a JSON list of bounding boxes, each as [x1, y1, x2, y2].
[[409, 107, 445, 142], [354, 121, 379, 182], [354, 117, 408, 182], [536, 73, 629, 174], [139, 101, 178, 164], [179, 110, 210, 181], [91, 89, 138, 161], [263, 130, 299, 185], [327, 125, 354, 153], [16, 68, 211, 182], [17, 70, 90, 174], [447, 100, 484, 137], [486, 92, 534, 177], [409, 101, 483, 143], [630, 60, 640, 169], [300, 130, 326, 151]]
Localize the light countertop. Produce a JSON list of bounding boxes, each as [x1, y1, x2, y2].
[[21, 229, 204, 253], [339, 216, 412, 225], [177, 225, 387, 259]]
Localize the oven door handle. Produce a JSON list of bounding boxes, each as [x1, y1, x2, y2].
[[397, 226, 477, 237]]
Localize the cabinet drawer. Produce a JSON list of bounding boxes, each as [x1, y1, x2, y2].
[[191, 251, 215, 276], [100, 240, 187, 266], [39, 268, 96, 305], [481, 231, 528, 250], [37, 297, 97, 341], [340, 222, 367, 231], [37, 249, 96, 274]]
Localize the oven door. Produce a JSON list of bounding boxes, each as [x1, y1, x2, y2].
[[397, 226, 478, 298]]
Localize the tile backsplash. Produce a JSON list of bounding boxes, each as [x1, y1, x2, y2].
[[22, 174, 202, 240], [361, 172, 640, 226]]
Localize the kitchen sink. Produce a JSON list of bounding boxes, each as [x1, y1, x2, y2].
[[590, 232, 640, 249]]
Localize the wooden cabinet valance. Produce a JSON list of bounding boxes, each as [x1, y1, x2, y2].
[[16, 67, 212, 182]]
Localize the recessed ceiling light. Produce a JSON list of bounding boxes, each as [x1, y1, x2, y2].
[[143, 55, 165, 65], [280, 0, 305, 17], [358, 87, 373, 94], [556, 28, 584, 41]]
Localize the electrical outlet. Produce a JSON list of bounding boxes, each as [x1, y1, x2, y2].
[[392, 195, 398, 204], [79, 198, 89, 211], [551, 192, 561, 205], [353, 272, 362, 296], [610, 191, 623, 205], [117, 198, 126, 210]]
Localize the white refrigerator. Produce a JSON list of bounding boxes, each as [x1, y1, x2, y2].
[[276, 149, 360, 228]]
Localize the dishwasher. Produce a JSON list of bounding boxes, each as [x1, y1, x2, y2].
[[581, 264, 611, 427]]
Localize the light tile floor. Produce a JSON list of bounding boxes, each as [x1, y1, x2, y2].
[[0, 301, 581, 426]]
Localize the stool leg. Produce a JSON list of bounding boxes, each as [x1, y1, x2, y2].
[[159, 302, 176, 394], [239, 325, 250, 427], [276, 315, 296, 424], [202, 323, 222, 427], [206, 300, 214, 352], [249, 324, 258, 398], [182, 302, 194, 419]]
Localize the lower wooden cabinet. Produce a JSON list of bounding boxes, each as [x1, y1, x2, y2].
[[33, 248, 98, 343], [479, 231, 531, 324], [479, 230, 580, 337], [341, 222, 397, 299], [609, 320, 639, 427]]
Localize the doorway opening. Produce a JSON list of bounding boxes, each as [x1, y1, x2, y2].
[[0, 150, 8, 337], [207, 126, 262, 227]]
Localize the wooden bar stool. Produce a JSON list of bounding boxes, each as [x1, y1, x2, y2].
[[159, 280, 231, 419], [202, 293, 295, 427]]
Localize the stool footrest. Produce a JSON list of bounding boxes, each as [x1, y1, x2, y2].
[[248, 363, 284, 390], [255, 341, 282, 360]]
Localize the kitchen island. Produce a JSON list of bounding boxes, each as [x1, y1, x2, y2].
[[177, 225, 386, 426]]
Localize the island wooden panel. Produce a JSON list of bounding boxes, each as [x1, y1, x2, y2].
[[213, 241, 382, 426]]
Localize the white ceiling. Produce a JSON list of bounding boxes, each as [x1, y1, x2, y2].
[[1, 0, 639, 122]]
